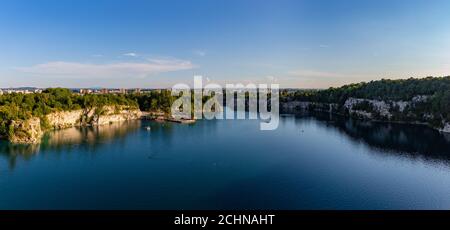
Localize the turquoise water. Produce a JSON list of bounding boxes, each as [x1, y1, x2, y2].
[[1, 113, 450, 209]]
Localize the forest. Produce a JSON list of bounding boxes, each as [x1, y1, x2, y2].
[[1, 76, 450, 138], [0, 88, 174, 138], [281, 76, 450, 127]]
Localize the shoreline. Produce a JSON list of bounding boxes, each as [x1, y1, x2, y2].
[[5, 109, 198, 144], [282, 109, 450, 134]]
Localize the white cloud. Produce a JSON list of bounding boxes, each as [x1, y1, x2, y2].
[[193, 50, 206, 57], [123, 52, 138, 57], [17, 59, 196, 78]]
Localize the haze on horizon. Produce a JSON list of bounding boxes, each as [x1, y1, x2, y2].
[[0, 0, 449, 89]]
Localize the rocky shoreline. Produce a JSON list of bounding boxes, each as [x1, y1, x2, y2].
[[7, 107, 198, 144], [9, 106, 142, 144], [281, 97, 450, 134]]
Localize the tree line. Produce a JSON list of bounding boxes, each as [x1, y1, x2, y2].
[[281, 76, 450, 127], [0, 88, 176, 138]]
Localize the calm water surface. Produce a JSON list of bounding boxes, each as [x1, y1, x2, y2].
[[1, 113, 450, 209]]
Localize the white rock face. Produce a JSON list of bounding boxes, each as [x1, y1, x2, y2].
[[392, 101, 409, 112], [283, 95, 450, 133], [440, 123, 450, 133], [10, 117, 43, 144], [8, 106, 142, 144], [46, 106, 142, 129], [46, 110, 83, 129], [412, 95, 429, 103], [344, 98, 392, 118], [96, 106, 142, 125], [343, 96, 429, 119]]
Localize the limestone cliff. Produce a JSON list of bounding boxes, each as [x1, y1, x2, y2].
[[440, 123, 450, 133], [343, 96, 429, 120], [281, 95, 450, 133], [46, 106, 142, 129], [8, 106, 142, 144], [9, 117, 43, 144], [46, 110, 84, 129], [93, 106, 142, 126]]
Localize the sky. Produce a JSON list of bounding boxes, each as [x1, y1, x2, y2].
[[0, 0, 449, 89]]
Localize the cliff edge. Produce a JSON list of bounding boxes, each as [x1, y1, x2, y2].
[[8, 106, 142, 144]]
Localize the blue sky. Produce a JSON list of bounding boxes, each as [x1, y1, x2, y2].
[[0, 0, 449, 88]]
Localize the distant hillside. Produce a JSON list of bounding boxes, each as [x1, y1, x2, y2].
[[282, 76, 450, 103], [281, 76, 450, 131]]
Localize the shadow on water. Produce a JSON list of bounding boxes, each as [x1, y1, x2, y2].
[[297, 112, 450, 164], [0, 121, 143, 170], [2, 113, 450, 170]]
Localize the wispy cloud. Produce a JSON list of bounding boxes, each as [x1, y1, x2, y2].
[[193, 49, 206, 57], [288, 70, 344, 79], [319, 44, 329, 48], [123, 52, 138, 57], [17, 58, 196, 78]]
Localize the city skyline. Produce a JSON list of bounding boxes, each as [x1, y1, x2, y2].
[[1, 0, 450, 89]]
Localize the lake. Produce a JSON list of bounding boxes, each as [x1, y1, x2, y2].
[[1, 113, 450, 210]]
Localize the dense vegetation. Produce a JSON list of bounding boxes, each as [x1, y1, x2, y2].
[[0, 88, 178, 138], [282, 77, 450, 103], [281, 76, 450, 127], [1, 76, 449, 139], [128, 89, 175, 113]]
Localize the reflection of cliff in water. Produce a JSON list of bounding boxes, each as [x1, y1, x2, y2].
[[306, 112, 450, 163], [0, 121, 141, 170]]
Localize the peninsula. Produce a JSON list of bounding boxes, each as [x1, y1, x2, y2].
[[0, 88, 174, 144]]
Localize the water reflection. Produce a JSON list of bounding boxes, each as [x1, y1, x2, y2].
[[302, 112, 450, 164], [0, 121, 142, 170], [2, 114, 450, 171]]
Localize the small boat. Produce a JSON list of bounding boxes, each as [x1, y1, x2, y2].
[[167, 117, 196, 124], [146, 126, 151, 131], [180, 119, 196, 124]]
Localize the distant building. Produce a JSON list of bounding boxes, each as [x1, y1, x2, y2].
[[79, 89, 92, 94], [5, 89, 32, 94]]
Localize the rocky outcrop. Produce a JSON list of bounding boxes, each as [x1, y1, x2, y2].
[[8, 106, 142, 144], [95, 106, 142, 125], [9, 117, 43, 144], [46, 106, 142, 129], [46, 110, 83, 129], [281, 95, 450, 133], [343, 96, 431, 120], [344, 98, 392, 119], [440, 123, 450, 133]]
